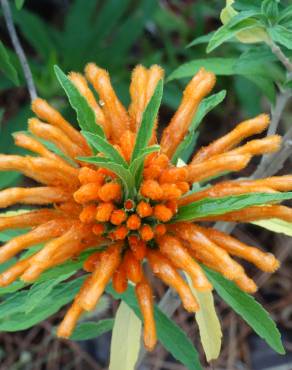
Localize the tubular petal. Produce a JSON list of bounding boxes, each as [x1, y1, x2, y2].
[[161, 68, 215, 157], [135, 277, 157, 351], [158, 234, 212, 291], [191, 114, 270, 164], [147, 250, 199, 312]]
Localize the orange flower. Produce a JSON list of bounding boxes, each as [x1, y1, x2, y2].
[[0, 63, 291, 353]]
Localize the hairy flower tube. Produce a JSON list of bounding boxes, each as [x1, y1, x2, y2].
[[0, 63, 291, 351]]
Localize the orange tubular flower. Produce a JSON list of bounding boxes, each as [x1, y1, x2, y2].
[[1, 62, 292, 353]]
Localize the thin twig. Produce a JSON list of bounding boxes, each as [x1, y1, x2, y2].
[[267, 39, 292, 75], [1, 0, 37, 100]]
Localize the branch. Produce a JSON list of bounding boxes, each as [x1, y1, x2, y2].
[[267, 39, 292, 75], [1, 0, 37, 100]]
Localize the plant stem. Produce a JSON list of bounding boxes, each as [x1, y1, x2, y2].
[[267, 39, 292, 75], [1, 0, 37, 100]]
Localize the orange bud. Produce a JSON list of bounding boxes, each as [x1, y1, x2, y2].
[[79, 204, 97, 223], [124, 199, 135, 210], [165, 200, 178, 214], [154, 204, 173, 222], [144, 152, 157, 167], [97, 167, 116, 178], [140, 180, 163, 200], [124, 250, 142, 283], [73, 183, 100, 204], [78, 167, 104, 185], [113, 225, 128, 240], [140, 224, 154, 241], [96, 202, 115, 222], [176, 181, 190, 193], [130, 239, 147, 260], [99, 182, 121, 202], [110, 209, 127, 225], [113, 263, 128, 293], [160, 183, 182, 200], [92, 223, 105, 236], [143, 165, 162, 180], [136, 201, 153, 218], [127, 214, 141, 230], [159, 167, 188, 183], [83, 251, 102, 272], [152, 154, 169, 169], [155, 223, 167, 236]]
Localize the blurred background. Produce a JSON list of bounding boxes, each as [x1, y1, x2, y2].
[[0, 0, 292, 369]]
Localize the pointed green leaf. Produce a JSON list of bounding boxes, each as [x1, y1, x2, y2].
[[0, 276, 86, 331], [107, 284, 203, 370], [15, 0, 25, 10], [109, 301, 142, 370], [0, 41, 19, 85], [204, 267, 285, 354], [131, 80, 163, 162], [175, 192, 292, 222], [185, 274, 222, 362], [54, 65, 105, 137], [268, 25, 292, 50], [82, 131, 128, 167], [71, 319, 114, 341], [129, 145, 160, 187]]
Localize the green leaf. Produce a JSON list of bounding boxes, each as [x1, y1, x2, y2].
[[207, 18, 262, 53], [70, 319, 114, 341], [0, 276, 86, 331], [187, 32, 215, 48], [0, 41, 19, 85], [185, 274, 222, 362], [78, 156, 135, 199], [12, 8, 54, 60], [261, 0, 279, 23], [251, 218, 292, 237], [167, 58, 237, 81], [204, 267, 285, 354], [131, 80, 163, 162], [25, 271, 75, 313], [107, 284, 203, 370], [278, 4, 292, 27], [172, 90, 226, 164], [129, 145, 160, 187], [109, 302, 142, 370], [82, 131, 128, 167], [175, 192, 292, 222], [54, 65, 105, 137], [268, 25, 292, 50], [15, 0, 25, 10]]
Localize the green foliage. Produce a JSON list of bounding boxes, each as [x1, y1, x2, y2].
[[54, 65, 105, 138], [175, 192, 292, 222], [130, 80, 163, 162], [0, 41, 19, 85], [107, 284, 203, 370], [71, 319, 114, 341], [0, 276, 86, 331], [204, 267, 285, 354]]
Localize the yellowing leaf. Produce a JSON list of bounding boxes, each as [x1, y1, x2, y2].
[[252, 219, 292, 237], [109, 301, 142, 370], [220, 0, 269, 44], [186, 274, 222, 362]]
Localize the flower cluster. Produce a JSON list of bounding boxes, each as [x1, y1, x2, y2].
[[0, 63, 291, 351]]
